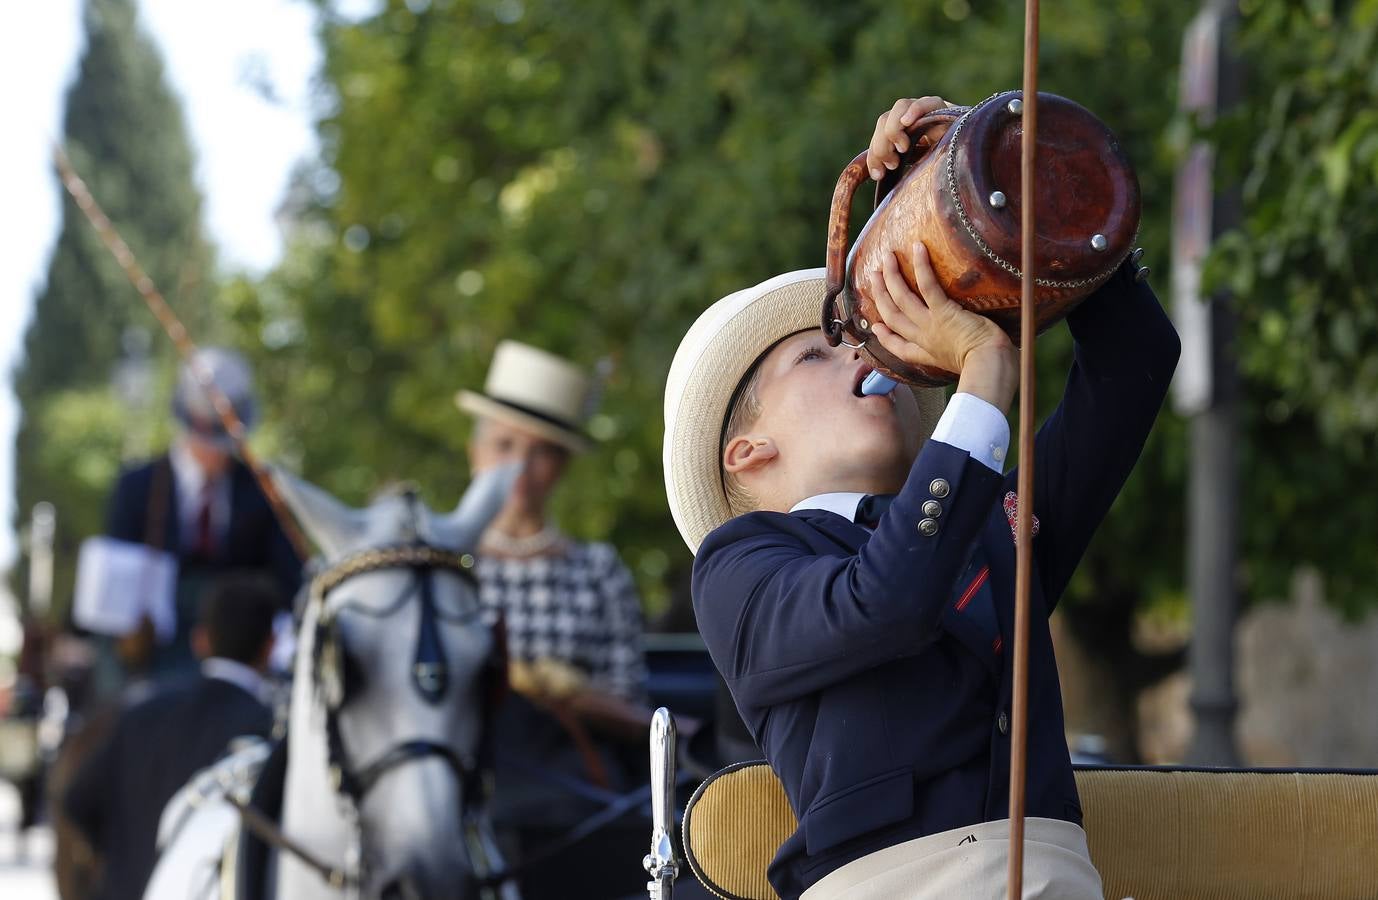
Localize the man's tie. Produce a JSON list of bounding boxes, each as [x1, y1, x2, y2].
[[194, 483, 216, 559], [854, 493, 895, 529]]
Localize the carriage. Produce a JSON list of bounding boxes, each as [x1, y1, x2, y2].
[[640, 708, 1378, 900]]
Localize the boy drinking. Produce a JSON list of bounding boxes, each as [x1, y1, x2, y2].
[[662, 96, 1179, 899]]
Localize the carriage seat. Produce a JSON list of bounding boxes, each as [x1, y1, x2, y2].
[[680, 763, 1378, 900]]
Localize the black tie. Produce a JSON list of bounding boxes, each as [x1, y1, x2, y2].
[[854, 494, 895, 529]]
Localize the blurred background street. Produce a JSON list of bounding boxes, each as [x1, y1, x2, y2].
[[0, 782, 56, 900]]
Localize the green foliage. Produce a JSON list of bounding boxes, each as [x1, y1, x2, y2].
[[232, 0, 1192, 619], [11, 0, 213, 615], [1207, 0, 1378, 616]]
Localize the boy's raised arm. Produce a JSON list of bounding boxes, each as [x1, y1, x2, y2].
[[1031, 261, 1181, 606]]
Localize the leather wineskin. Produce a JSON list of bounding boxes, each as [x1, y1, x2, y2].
[[824, 90, 1141, 385]]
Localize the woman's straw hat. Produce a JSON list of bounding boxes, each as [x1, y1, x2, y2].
[[457, 340, 592, 452], [663, 269, 947, 554]]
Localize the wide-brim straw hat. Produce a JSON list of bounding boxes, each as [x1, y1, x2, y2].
[[457, 340, 592, 453], [663, 268, 948, 554]]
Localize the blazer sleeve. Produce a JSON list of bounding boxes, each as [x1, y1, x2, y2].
[[1031, 262, 1182, 608], [593, 547, 649, 702], [234, 463, 304, 600], [693, 439, 1004, 709]]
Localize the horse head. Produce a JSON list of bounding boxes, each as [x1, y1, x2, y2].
[[271, 463, 517, 899]]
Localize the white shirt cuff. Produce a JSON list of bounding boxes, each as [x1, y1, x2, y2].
[[930, 392, 1010, 473]]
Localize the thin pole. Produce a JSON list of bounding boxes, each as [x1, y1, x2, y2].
[[1008, 1, 1041, 898], [52, 144, 312, 562]]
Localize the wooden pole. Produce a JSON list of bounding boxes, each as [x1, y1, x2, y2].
[[52, 144, 312, 562], [1008, 1, 1041, 897]]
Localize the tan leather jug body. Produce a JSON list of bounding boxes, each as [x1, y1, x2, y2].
[[823, 90, 1141, 385]]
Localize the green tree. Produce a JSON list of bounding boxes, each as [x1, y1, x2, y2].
[[232, 0, 1192, 756], [1207, 0, 1378, 619], [11, 0, 214, 614]]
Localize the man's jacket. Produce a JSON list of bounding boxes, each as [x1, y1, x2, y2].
[[692, 264, 1180, 898], [63, 674, 272, 900], [106, 455, 301, 593]]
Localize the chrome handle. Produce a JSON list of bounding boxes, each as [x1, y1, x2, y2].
[[643, 707, 678, 899]]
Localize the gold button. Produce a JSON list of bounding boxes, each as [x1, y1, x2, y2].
[[929, 478, 950, 499], [922, 500, 942, 518], [917, 518, 939, 537]]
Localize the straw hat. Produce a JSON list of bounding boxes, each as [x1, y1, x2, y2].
[[457, 341, 592, 452], [663, 269, 947, 554]]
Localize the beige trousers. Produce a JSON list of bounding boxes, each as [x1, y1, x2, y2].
[[800, 817, 1104, 900]]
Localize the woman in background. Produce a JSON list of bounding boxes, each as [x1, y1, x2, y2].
[[459, 340, 650, 898], [458, 339, 646, 703]]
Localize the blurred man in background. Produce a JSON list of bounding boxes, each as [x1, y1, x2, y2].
[[101, 347, 300, 682], [62, 573, 280, 900]]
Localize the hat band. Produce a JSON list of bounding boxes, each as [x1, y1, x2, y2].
[[481, 395, 584, 438]]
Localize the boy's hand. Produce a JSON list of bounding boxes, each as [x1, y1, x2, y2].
[[867, 96, 955, 181], [870, 243, 1019, 413]]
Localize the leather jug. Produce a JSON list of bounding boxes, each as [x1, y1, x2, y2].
[[822, 90, 1141, 385]]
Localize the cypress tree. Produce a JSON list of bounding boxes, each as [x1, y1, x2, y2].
[[12, 0, 214, 615]]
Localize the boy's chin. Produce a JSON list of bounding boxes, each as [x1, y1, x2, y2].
[[814, 433, 911, 482]]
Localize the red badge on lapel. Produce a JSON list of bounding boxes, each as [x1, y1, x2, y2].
[[1003, 491, 1040, 542]]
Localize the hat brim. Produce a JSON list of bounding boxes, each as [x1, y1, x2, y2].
[[456, 391, 592, 453], [663, 270, 947, 555]]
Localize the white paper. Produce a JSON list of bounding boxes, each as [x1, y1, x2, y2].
[[73, 537, 178, 642]]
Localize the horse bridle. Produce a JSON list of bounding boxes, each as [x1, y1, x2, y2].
[[232, 543, 492, 895], [311, 543, 485, 806]]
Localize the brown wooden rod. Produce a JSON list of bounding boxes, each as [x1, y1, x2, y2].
[[1008, 0, 1041, 897], [52, 144, 312, 562]]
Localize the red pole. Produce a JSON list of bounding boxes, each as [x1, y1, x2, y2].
[[1007, 1, 1041, 897]]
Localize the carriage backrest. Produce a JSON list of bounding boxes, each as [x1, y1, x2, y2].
[[681, 763, 1378, 900]]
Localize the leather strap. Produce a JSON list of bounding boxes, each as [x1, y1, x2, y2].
[[821, 108, 965, 350]]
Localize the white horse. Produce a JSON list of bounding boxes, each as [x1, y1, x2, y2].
[[145, 464, 520, 900]]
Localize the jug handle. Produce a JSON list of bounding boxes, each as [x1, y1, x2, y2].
[[822, 108, 966, 347], [822, 151, 872, 346]]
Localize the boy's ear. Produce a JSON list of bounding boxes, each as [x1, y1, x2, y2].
[[723, 435, 778, 476]]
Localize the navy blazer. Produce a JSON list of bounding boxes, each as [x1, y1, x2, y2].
[[64, 675, 272, 900], [692, 263, 1180, 898], [105, 455, 301, 596]]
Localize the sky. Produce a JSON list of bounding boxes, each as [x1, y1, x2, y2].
[[0, 0, 326, 573]]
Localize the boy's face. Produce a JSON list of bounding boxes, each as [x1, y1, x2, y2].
[[737, 330, 925, 501]]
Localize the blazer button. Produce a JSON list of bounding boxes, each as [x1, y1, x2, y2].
[[917, 518, 939, 537], [998, 711, 1009, 735], [929, 478, 951, 498], [922, 500, 943, 518]]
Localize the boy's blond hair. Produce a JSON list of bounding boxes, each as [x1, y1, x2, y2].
[[720, 363, 767, 517]]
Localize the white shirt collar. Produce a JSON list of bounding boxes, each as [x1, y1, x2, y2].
[[169, 438, 208, 498], [789, 492, 868, 523], [201, 657, 269, 703]]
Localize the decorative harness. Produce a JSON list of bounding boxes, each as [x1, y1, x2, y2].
[[230, 539, 488, 896]]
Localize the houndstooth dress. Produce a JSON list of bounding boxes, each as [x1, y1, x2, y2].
[[475, 540, 647, 701]]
